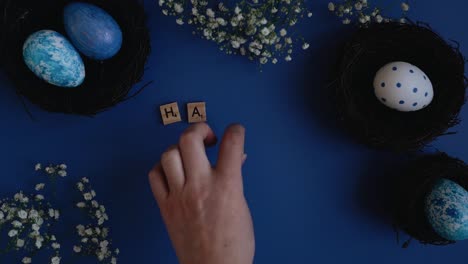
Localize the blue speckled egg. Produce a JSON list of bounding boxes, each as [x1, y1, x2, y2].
[[23, 30, 85, 88], [64, 2, 123, 60], [425, 179, 468, 241]]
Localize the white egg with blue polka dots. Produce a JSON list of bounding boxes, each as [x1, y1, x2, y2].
[[373, 61, 434, 112]]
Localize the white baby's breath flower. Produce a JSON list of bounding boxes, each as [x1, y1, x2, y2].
[[400, 18, 406, 23], [162, 9, 168, 15], [280, 29, 287, 37], [176, 18, 184, 26], [51, 256, 61, 264], [328, 2, 335, 11], [285, 37, 292, 44], [35, 194, 44, 201], [35, 163, 42, 171], [271, 7, 278, 13], [35, 183, 45, 191], [285, 55, 292, 61], [206, 8, 215, 18], [308, 12, 313, 17], [259, 57, 268, 64], [111, 257, 117, 264], [52, 242, 61, 249], [29, 209, 39, 219], [272, 58, 278, 64], [18, 210, 28, 219], [83, 193, 93, 201], [12, 220, 22, 228], [158, 0, 165, 6], [85, 228, 93, 236], [77, 202, 86, 208], [375, 15, 383, 23], [231, 40, 240, 49], [401, 2, 409, 12], [261, 27, 270, 36], [54, 210, 60, 220], [342, 18, 351, 24], [73, 245, 82, 253], [45, 167, 55, 174], [17, 239, 25, 247], [49, 209, 55, 218], [58, 170, 67, 177], [22, 257, 32, 264], [59, 164, 67, 170], [174, 3, 184, 13], [355, 2, 363, 10], [32, 223, 40, 231], [35, 237, 43, 249], [82, 178, 89, 183], [0, 211, 4, 219]]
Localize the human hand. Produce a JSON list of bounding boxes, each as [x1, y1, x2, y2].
[[149, 123, 255, 264]]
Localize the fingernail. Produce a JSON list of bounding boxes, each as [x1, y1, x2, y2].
[[242, 153, 248, 164]]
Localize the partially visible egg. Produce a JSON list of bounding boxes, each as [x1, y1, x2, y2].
[[64, 2, 123, 60], [425, 179, 468, 241], [373, 61, 434, 112], [23, 30, 85, 88]]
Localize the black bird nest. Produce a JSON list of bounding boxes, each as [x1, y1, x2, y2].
[[394, 153, 468, 247], [0, 0, 151, 116], [333, 22, 467, 152]]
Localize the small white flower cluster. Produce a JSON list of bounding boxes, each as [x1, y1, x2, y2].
[[328, 0, 410, 25], [0, 183, 61, 263], [36, 163, 68, 178], [74, 178, 119, 264], [159, 0, 313, 64], [1, 163, 119, 264]]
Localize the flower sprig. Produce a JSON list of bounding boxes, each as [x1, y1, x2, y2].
[[158, 0, 313, 64], [0, 165, 64, 264], [74, 178, 119, 264], [0, 163, 120, 264], [328, 0, 410, 25]]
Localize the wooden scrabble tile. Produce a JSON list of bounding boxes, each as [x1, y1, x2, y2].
[[160, 102, 182, 125], [187, 102, 207, 123]]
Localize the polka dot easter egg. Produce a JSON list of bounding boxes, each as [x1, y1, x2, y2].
[[373, 61, 433, 112], [425, 179, 468, 241]]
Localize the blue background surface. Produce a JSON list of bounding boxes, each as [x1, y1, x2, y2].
[[0, 0, 467, 263]]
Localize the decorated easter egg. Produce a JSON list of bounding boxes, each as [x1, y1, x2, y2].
[[425, 179, 468, 241], [64, 2, 123, 60], [23, 30, 85, 88], [373, 61, 434, 112]]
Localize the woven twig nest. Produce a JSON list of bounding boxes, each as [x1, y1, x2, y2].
[[394, 153, 468, 246], [333, 22, 467, 152], [0, 0, 151, 116]]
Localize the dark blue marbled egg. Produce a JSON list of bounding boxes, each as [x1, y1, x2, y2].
[[64, 2, 123, 60], [23, 30, 85, 88], [425, 179, 468, 241]]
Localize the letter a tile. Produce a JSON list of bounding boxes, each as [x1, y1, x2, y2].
[[187, 102, 207, 123]]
